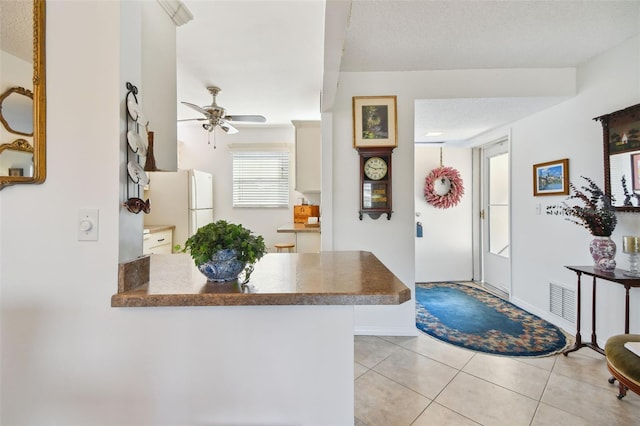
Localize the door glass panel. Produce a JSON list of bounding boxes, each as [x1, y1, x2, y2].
[[489, 153, 509, 257]]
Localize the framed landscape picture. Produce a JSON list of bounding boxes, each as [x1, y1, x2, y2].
[[352, 95, 397, 148], [533, 158, 569, 196]]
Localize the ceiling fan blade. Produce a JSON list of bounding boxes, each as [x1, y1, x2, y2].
[[177, 118, 207, 122], [181, 101, 209, 116], [219, 119, 239, 134], [223, 114, 266, 123]]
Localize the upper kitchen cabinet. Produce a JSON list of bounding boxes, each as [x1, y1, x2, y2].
[[292, 120, 320, 194]]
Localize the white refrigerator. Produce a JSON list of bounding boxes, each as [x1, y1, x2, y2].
[[144, 169, 214, 250]]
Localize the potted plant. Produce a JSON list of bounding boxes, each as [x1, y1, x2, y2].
[[178, 220, 267, 283], [546, 176, 617, 270]]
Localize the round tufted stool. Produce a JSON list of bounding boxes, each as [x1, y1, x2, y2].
[[274, 243, 295, 253], [605, 334, 640, 399]]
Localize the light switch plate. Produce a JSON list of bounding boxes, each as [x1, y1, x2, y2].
[[78, 209, 99, 241]]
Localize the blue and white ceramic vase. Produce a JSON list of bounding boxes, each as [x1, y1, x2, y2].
[[590, 236, 616, 271], [198, 249, 245, 282]]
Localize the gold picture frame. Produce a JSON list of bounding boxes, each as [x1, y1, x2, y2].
[[352, 96, 397, 148], [533, 158, 569, 196]]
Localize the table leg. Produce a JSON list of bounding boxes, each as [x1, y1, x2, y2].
[[586, 276, 604, 355], [563, 271, 583, 355], [625, 285, 630, 334], [591, 276, 597, 345]]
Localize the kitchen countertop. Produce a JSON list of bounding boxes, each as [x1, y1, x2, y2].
[[111, 251, 410, 307], [144, 225, 175, 234], [277, 223, 321, 233]]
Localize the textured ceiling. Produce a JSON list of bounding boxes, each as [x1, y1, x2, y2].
[[0, 0, 32, 62], [414, 96, 569, 144], [2, 1, 638, 142], [341, 0, 640, 71], [4, 1, 637, 143], [176, 0, 324, 127], [340, 0, 640, 144], [177, 0, 640, 143]]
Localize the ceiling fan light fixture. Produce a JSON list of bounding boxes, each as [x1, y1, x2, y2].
[[181, 85, 263, 135]]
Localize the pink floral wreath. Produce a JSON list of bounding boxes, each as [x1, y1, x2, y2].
[[424, 166, 464, 209]]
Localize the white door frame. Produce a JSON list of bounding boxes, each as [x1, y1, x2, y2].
[[473, 134, 512, 297]]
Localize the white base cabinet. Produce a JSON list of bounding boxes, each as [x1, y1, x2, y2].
[[143, 229, 173, 254], [296, 232, 321, 253]]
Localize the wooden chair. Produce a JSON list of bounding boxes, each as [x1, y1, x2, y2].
[[605, 334, 640, 399]]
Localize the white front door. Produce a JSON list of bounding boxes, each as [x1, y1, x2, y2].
[[481, 140, 511, 295]]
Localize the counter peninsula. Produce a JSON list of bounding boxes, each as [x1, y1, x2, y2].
[[111, 250, 410, 424], [112, 250, 410, 307]]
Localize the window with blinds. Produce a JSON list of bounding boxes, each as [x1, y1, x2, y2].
[[232, 151, 289, 207]]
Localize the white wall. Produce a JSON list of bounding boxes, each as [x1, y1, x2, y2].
[[328, 68, 576, 335], [327, 39, 638, 339], [141, 0, 177, 172], [119, 0, 144, 262], [176, 121, 310, 250], [1, 3, 352, 425], [119, 0, 179, 262], [0, 51, 32, 100], [493, 35, 640, 338]]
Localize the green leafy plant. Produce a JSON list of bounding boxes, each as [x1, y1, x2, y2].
[[177, 220, 267, 278], [546, 176, 617, 236]]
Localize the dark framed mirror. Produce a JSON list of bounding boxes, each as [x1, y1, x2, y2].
[[0, 0, 46, 190], [596, 103, 640, 211]]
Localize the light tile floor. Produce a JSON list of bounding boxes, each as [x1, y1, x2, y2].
[[354, 334, 640, 425]]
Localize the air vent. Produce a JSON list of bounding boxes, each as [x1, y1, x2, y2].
[[550, 282, 576, 323]]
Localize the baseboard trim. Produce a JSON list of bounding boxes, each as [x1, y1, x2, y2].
[[354, 325, 419, 337], [511, 296, 574, 337]]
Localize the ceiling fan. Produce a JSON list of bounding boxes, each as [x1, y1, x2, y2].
[[179, 86, 266, 134]]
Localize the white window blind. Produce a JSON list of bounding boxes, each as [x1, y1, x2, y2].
[[232, 151, 289, 207]]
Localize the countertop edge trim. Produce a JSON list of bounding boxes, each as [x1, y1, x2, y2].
[[111, 293, 410, 308]]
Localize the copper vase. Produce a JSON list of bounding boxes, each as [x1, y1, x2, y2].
[[144, 131, 158, 171]]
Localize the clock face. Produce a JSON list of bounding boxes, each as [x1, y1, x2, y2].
[[364, 157, 388, 180]]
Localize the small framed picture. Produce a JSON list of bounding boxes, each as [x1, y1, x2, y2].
[[352, 95, 397, 148], [533, 159, 569, 196], [8, 168, 24, 177]]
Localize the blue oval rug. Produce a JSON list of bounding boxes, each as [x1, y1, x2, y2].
[[415, 282, 568, 356]]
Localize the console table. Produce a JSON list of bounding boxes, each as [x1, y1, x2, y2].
[[563, 266, 640, 356]]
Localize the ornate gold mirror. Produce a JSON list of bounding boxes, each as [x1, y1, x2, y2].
[[0, 0, 46, 190], [596, 103, 640, 212]]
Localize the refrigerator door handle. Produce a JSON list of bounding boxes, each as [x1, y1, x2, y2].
[[190, 173, 197, 210]]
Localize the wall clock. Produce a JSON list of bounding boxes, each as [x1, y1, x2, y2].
[[358, 147, 393, 220]]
